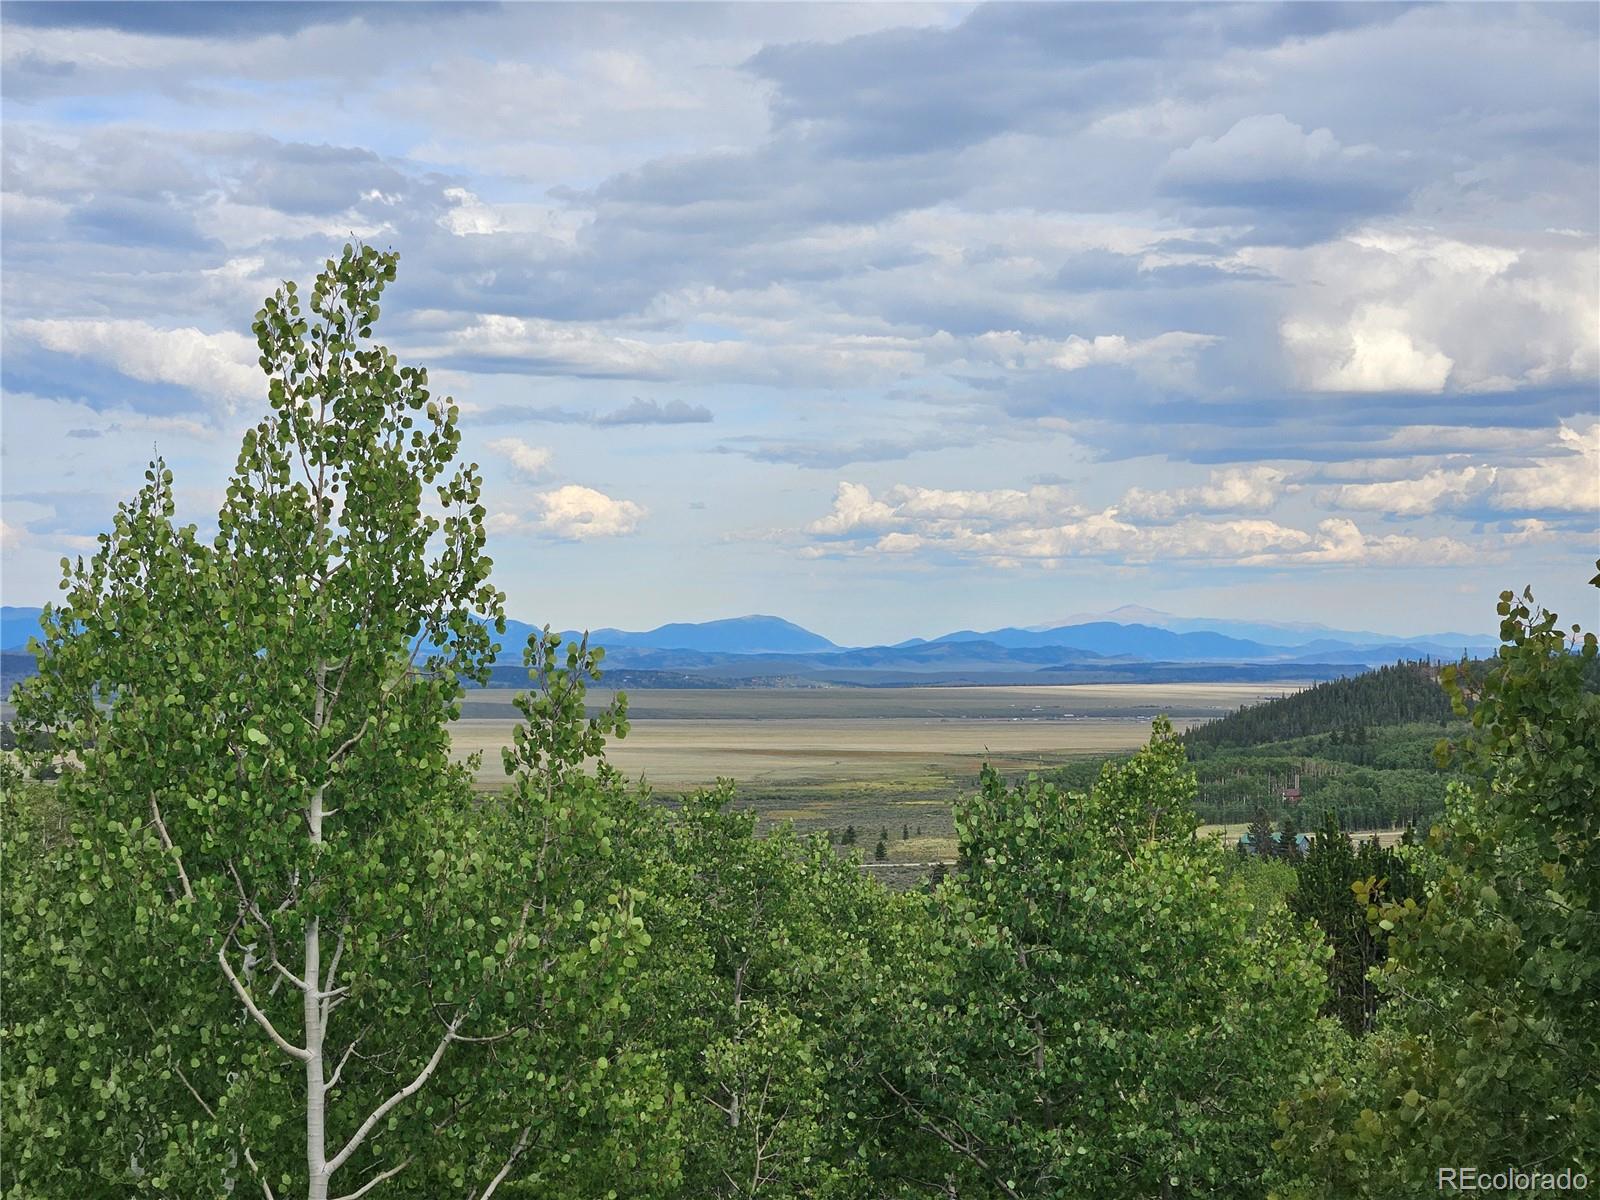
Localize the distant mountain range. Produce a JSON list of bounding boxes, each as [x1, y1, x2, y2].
[[1, 605, 1502, 693], [562, 615, 837, 655], [1022, 603, 1497, 650], [922, 622, 1277, 660]]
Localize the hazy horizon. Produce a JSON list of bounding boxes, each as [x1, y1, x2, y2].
[[2, 2, 1596, 643], [0, 599, 1506, 652]]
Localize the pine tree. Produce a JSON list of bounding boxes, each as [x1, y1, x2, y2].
[[1247, 808, 1276, 858], [1279, 814, 1303, 863], [1290, 810, 1374, 1033], [874, 838, 888, 862]]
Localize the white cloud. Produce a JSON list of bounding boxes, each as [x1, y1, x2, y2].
[[13, 318, 261, 410], [1501, 518, 1556, 546], [1282, 304, 1454, 393], [1490, 422, 1600, 513], [487, 484, 646, 539], [1239, 517, 1473, 567], [535, 485, 645, 539], [440, 187, 502, 236], [963, 329, 1218, 374], [433, 315, 1215, 388], [801, 481, 1470, 568], [1320, 423, 1600, 516], [807, 481, 899, 535], [807, 481, 1080, 536], [1323, 466, 1491, 517], [437, 186, 587, 243], [1121, 466, 1288, 520], [1359, 425, 1555, 457], [486, 436, 553, 479], [1264, 228, 1598, 394], [194, 198, 394, 248], [436, 314, 923, 385], [889, 483, 1079, 524]]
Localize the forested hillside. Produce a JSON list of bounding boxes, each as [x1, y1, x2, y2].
[[1182, 660, 1458, 751], [1223, 723, 1461, 824], [1054, 717, 1467, 830]]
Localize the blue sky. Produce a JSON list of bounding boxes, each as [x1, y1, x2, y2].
[[1, 1, 1596, 644]]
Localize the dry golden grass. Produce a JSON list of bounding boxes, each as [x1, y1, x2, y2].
[[457, 681, 1304, 724], [451, 714, 1157, 790], [451, 682, 1300, 816]]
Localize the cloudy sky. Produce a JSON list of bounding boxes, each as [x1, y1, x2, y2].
[[2, 1, 1596, 643]]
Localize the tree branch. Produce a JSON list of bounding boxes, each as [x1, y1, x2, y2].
[[148, 794, 194, 901], [470, 1125, 532, 1200], [243, 1146, 278, 1200], [272, 957, 311, 993], [327, 1034, 362, 1092], [321, 927, 348, 1027], [329, 715, 375, 765], [171, 1055, 217, 1120], [325, 1019, 461, 1175], [330, 1157, 412, 1200], [227, 859, 284, 962], [219, 934, 311, 1062]]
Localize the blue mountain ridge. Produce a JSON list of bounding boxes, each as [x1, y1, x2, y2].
[[561, 615, 838, 654], [930, 621, 1278, 661], [0, 605, 1494, 669], [1032, 604, 1500, 651]]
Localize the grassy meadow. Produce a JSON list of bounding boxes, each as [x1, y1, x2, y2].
[[451, 682, 1304, 863]]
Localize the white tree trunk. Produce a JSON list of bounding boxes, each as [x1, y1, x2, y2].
[[306, 664, 328, 1200], [305, 906, 327, 1200]]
